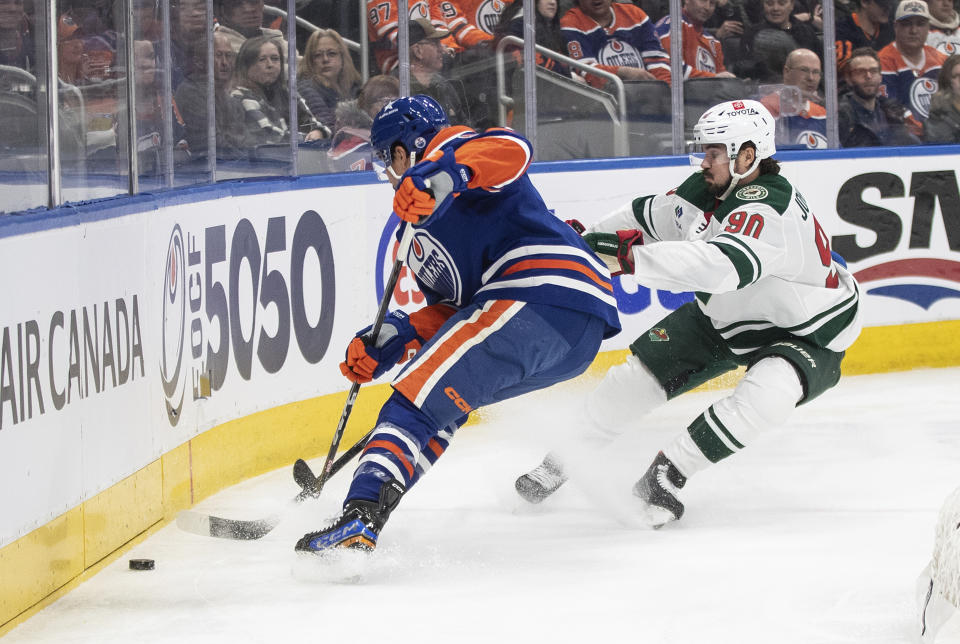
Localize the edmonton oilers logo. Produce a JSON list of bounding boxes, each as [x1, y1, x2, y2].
[[407, 230, 462, 304], [478, 0, 506, 34], [910, 77, 938, 119], [160, 225, 186, 426], [695, 46, 716, 73], [796, 130, 828, 149], [937, 41, 958, 55], [411, 0, 428, 19], [599, 39, 640, 67]]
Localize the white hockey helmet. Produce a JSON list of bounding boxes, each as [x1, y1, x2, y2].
[[692, 99, 776, 199]]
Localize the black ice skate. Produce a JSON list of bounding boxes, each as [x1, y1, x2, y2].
[[633, 451, 687, 528], [295, 479, 405, 554], [515, 453, 568, 504]]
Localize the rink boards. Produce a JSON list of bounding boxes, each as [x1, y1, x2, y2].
[[2, 146, 960, 631]]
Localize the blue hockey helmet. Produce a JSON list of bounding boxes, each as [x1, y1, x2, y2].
[[370, 95, 449, 164]]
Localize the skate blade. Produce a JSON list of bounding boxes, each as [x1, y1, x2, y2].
[[639, 503, 678, 530], [293, 547, 371, 584]]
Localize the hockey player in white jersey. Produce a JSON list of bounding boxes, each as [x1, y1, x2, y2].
[[515, 99, 863, 527]]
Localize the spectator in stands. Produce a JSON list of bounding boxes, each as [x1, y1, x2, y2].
[[836, 0, 896, 66], [171, 0, 209, 90], [297, 29, 361, 130], [926, 0, 960, 55], [924, 53, 960, 141], [367, 0, 448, 74], [58, 0, 119, 85], [228, 35, 329, 148], [704, 0, 747, 70], [175, 30, 244, 158], [495, 0, 575, 77], [761, 47, 827, 147], [838, 46, 921, 145], [216, 0, 282, 53], [560, 0, 672, 85], [327, 74, 400, 172], [879, 0, 946, 125], [402, 19, 472, 126], [133, 0, 161, 41], [654, 0, 737, 77], [739, 0, 821, 81], [441, 0, 501, 59], [0, 0, 33, 71]]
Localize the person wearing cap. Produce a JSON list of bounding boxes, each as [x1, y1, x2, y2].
[[925, 0, 960, 56], [878, 0, 947, 126], [399, 18, 472, 126], [835, 0, 896, 67]]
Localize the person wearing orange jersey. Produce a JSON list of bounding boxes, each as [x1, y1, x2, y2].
[[367, 0, 449, 72], [878, 0, 946, 127], [654, 0, 736, 77]]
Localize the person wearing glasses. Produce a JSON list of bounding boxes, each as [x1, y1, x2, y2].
[[838, 46, 921, 146], [227, 35, 329, 149], [297, 29, 362, 129], [760, 47, 827, 148]]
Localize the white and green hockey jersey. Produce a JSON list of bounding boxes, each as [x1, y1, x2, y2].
[[589, 171, 862, 354]]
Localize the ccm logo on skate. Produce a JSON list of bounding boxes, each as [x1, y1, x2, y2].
[[444, 387, 472, 412]]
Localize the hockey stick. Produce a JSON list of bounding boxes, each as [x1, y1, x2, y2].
[[175, 440, 369, 540], [176, 218, 417, 540], [311, 220, 416, 494]]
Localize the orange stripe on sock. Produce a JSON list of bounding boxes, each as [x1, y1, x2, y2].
[[395, 300, 517, 406], [501, 259, 613, 292], [427, 438, 445, 458], [364, 440, 415, 479]]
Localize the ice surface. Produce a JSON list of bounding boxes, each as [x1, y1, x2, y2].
[[5, 368, 960, 644]]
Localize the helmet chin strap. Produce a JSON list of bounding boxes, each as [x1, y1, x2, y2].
[[386, 151, 417, 184], [718, 151, 760, 201]]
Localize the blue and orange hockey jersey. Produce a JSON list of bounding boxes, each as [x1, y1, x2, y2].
[[560, 2, 671, 86], [878, 42, 946, 122], [437, 0, 513, 49], [760, 93, 827, 149], [654, 12, 726, 77], [397, 125, 621, 337]]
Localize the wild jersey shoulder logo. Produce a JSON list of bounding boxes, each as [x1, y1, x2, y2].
[[910, 77, 938, 119], [598, 39, 641, 68], [735, 185, 769, 201], [407, 230, 463, 305], [648, 327, 669, 341]]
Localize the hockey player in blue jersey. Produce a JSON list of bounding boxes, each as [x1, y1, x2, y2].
[[295, 95, 621, 555]]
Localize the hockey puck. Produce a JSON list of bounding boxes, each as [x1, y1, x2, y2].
[[129, 558, 155, 571]]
